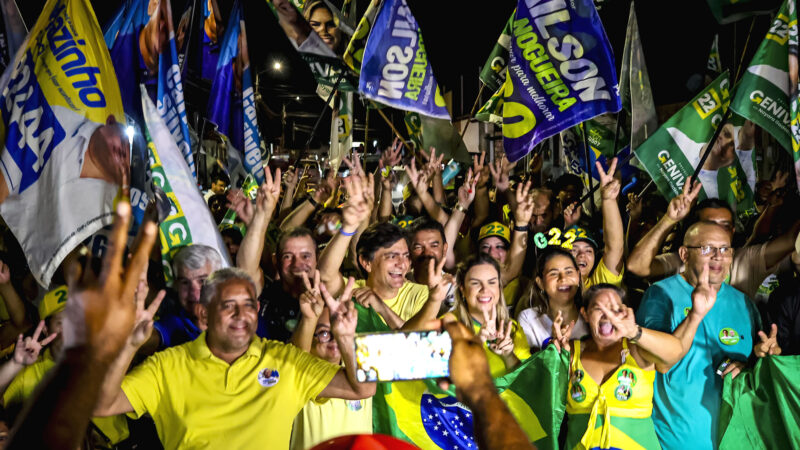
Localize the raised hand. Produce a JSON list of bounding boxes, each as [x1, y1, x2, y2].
[[421, 147, 445, 178], [343, 150, 366, 180], [313, 166, 337, 204], [596, 302, 639, 341], [690, 263, 718, 319], [129, 288, 166, 348], [283, 166, 300, 190], [771, 170, 788, 192], [514, 179, 534, 226], [0, 260, 10, 285], [472, 152, 489, 188], [340, 175, 372, 231], [488, 319, 514, 356], [597, 158, 620, 201], [477, 307, 498, 344], [381, 138, 404, 170], [754, 323, 782, 357], [405, 159, 429, 194], [226, 189, 254, 226], [299, 270, 325, 320], [551, 310, 574, 352], [626, 192, 643, 220], [320, 277, 357, 337], [489, 156, 511, 192], [255, 166, 282, 219], [667, 176, 702, 223], [62, 201, 160, 362], [13, 320, 57, 366], [563, 202, 581, 228], [457, 168, 478, 209]]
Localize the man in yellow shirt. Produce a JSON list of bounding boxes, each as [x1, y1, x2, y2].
[[319, 173, 428, 326], [93, 268, 375, 449]]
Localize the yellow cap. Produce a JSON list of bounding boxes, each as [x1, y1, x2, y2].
[[478, 222, 511, 245], [39, 285, 68, 320]]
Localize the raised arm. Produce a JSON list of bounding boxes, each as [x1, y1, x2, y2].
[[9, 202, 158, 449], [472, 153, 490, 227], [280, 169, 337, 231], [318, 172, 372, 297], [237, 167, 281, 295], [317, 280, 376, 400], [598, 302, 683, 371], [627, 177, 702, 278], [290, 271, 325, 351], [421, 147, 446, 204], [444, 169, 478, 270], [0, 321, 56, 403], [406, 159, 449, 225], [489, 156, 516, 213], [597, 159, 624, 275], [377, 140, 403, 223], [502, 180, 534, 285], [278, 166, 300, 219], [402, 257, 452, 330]]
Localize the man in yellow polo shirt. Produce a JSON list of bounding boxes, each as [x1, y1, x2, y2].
[[93, 268, 375, 449]]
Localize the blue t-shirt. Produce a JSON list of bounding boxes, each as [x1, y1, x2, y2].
[[637, 274, 760, 450], [153, 307, 201, 350]]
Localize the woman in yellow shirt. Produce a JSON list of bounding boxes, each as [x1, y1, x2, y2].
[[451, 254, 531, 378], [551, 283, 686, 450]]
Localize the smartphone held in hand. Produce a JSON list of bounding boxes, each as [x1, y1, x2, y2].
[[354, 330, 451, 382]]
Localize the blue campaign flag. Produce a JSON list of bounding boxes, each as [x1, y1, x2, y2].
[[358, 0, 450, 120], [503, 0, 621, 162], [104, 0, 195, 179], [207, 0, 264, 184]]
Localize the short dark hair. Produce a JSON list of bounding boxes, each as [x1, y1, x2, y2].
[[277, 227, 316, 254], [220, 227, 243, 244], [554, 173, 582, 194], [690, 198, 734, 225], [409, 216, 445, 242], [211, 171, 230, 185], [356, 222, 409, 272], [583, 283, 626, 308]]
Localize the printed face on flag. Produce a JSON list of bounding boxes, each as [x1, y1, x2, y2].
[[271, 0, 340, 57]]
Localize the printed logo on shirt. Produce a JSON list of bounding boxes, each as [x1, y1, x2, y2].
[[347, 399, 364, 411], [617, 368, 637, 387], [614, 384, 632, 401], [257, 368, 280, 388], [571, 369, 584, 384], [719, 328, 740, 345], [683, 306, 692, 317]]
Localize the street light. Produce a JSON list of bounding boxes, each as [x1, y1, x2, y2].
[[273, 61, 282, 71]]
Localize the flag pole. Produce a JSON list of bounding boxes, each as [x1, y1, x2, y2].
[[690, 107, 732, 185], [306, 72, 345, 149], [460, 82, 487, 139], [572, 147, 638, 209], [580, 122, 596, 216], [180, 0, 200, 74], [370, 102, 407, 144]]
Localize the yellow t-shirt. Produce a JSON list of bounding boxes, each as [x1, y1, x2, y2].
[[584, 257, 624, 290], [470, 319, 532, 378], [503, 277, 526, 308], [121, 332, 341, 450], [3, 349, 129, 444], [290, 397, 373, 450], [353, 279, 429, 321]]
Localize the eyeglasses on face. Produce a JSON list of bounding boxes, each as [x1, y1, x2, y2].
[[685, 245, 734, 257], [314, 329, 333, 343]]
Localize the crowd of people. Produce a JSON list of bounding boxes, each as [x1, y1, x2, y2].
[[0, 135, 796, 449]]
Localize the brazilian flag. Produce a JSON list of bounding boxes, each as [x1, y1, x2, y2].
[[356, 304, 568, 449]]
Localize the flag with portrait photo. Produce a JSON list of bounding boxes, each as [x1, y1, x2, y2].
[[358, 0, 450, 119], [104, 0, 195, 179], [207, 0, 265, 184], [502, 0, 621, 162], [0, 0, 126, 286], [141, 86, 230, 283], [635, 72, 755, 215]]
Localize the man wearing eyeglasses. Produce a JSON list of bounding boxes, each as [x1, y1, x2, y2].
[[637, 220, 764, 450]]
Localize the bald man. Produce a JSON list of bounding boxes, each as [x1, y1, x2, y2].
[[637, 221, 762, 450]]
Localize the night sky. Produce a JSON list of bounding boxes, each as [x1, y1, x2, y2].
[[15, 0, 783, 149]]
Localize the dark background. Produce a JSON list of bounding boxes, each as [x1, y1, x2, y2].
[[16, 0, 783, 150]]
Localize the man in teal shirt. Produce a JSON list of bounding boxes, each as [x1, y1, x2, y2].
[[638, 221, 761, 450]]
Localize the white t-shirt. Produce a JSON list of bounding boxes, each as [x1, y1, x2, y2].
[[517, 307, 589, 350]]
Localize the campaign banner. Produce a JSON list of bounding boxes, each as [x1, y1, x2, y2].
[[404, 111, 423, 149], [268, 0, 357, 96], [0, 0, 126, 286], [502, 0, 621, 162], [359, 0, 450, 119], [730, 1, 791, 151], [475, 80, 505, 125], [0, 0, 26, 75], [479, 11, 514, 93], [619, 1, 657, 155], [635, 72, 755, 214], [141, 86, 230, 283], [105, 0, 195, 179], [207, 0, 265, 184], [708, 34, 723, 74], [560, 116, 636, 188], [329, 91, 352, 170], [343, 0, 380, 75]]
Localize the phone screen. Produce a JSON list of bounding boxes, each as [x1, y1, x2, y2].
[[354, 330, 451, 382]]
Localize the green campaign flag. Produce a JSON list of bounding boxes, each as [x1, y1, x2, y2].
[[708, 34, 723, 74], [619, 1, 658, 153], [730, 1, 791, 151], [355, 306, 567, 449], [635, 72, 754, 214], [404, 112, 423, 150], [342, 0, 380, 75], [400, 113, 471, 163], [789, 0, 800, 192], [719, 356, 800, 449], [479, 11, 514, 92], [475, 80, 505, 125], [706, 0, 777, 24]]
